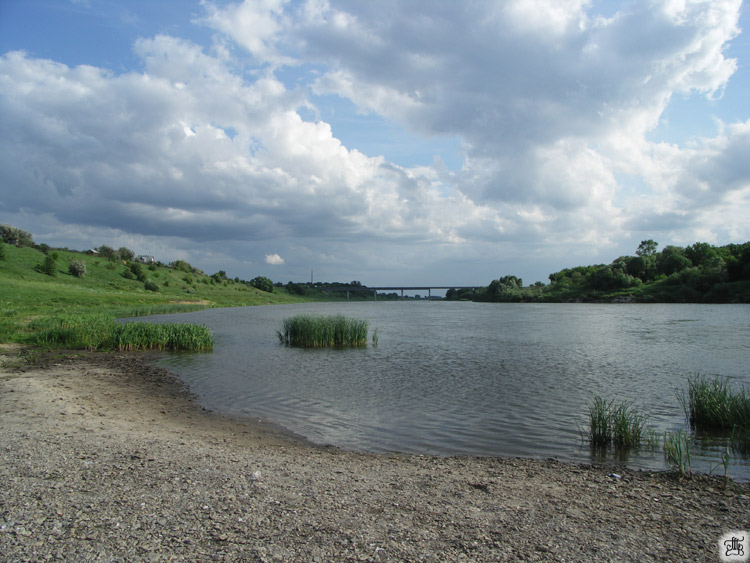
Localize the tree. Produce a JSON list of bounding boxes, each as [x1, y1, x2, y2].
[[685, 242, 718, 267], [484, 275, 524, 301], [0, 224, 33, 246], [636, 239, 658, 257], [250, 276, 274, 293], [118, 247, 135, 261], [0, 242, 5, 261], [169, 260, 202, 274], [657, 246, 691, 276], [96, 245, 118, 260]]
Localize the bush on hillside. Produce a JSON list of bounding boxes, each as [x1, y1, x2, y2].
[[37, 253, 58, 276], [68, 259, 87, 278], [144, 280, 160, 292], [250, 276, 274, 293]]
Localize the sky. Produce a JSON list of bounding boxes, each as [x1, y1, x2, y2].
[[1, 0, 749, 287]]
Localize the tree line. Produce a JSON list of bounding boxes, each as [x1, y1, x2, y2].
[[447, 240, 750, 303]]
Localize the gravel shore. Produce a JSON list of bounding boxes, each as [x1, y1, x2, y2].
[[1, 344, 748, 562]]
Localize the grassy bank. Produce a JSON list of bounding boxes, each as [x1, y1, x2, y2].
[[27, 314, 214, 352], [0, 243, 305, 348]]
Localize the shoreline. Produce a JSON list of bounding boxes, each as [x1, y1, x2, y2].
[[1, 345, 748, 561]]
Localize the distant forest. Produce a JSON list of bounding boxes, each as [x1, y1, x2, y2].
[[448, 240, 750, 303]]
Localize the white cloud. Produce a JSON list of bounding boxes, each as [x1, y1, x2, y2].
[[0, 0, 747, 285], [265, 253, 285, 265]]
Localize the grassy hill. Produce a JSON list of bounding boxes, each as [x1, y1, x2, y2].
[[0, 243, 305, 345]]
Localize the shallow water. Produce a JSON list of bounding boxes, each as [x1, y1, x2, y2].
[[141, 302, 750, 480]]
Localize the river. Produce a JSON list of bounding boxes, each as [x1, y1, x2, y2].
[[141, 302, 750, 480]]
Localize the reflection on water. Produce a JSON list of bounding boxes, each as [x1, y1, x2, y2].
[[141, 302, 750, 480]]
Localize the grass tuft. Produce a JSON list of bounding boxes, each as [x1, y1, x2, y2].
[[277, 314, 370, 348], [588, 396, 655, 451], [664, 429, 691, 476]]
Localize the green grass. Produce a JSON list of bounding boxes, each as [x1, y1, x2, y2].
[[27, 314, 214, 352], [0, 243, 305, 348], [682, 374, 750, 431], [680, 374, 750, 456], [664, 429, 692, 476], [588, 396, 655, 451], [277, 314, 370, 348]]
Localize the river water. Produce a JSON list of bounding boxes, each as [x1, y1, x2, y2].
[[143, 302, 750, 480]]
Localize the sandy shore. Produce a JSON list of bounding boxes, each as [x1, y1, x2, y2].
[[1, 345, 748, 562]]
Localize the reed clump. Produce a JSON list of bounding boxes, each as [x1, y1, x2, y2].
[[28, 314, 213, 352], [682, 374, 750, 430], [680, 374, 750, 455], [277, 314, 369, 348], [588, 396, 655, 451]]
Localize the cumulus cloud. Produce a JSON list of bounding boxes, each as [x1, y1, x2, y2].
[[265, 253, 285, 265], [0, 0, 747, 284]]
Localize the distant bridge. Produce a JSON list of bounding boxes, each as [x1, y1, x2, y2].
[[323, 285, 482, 300]]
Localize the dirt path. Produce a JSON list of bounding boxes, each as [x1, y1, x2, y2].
[[1, 345, 747, 561]]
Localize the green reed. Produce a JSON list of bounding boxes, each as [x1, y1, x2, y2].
[[28, 314, 213, 352], [588, 396, 655, 451], [664, 429, 691, 476], [682, 374, 750, 431], [277, 314, 369, 348]]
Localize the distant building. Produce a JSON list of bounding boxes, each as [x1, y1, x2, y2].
[[136, 255, 155, 264]]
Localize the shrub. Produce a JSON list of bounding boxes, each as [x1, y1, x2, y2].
[[251, 276, 274, 293], [37, 253, 58, 276], [68, 259, 87, 278], [129, 262, 146, 282], [0, 242, 5, 261], [144, 280, 160, 292]]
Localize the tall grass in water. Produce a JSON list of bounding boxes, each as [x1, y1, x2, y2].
[[682, 374, 750, 455], [278, 314, 369, 348], [115, 322, 213, 352], [682, 374, 750, 430], [28, 314, 213, 352], [588, 396, 654, 451]]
